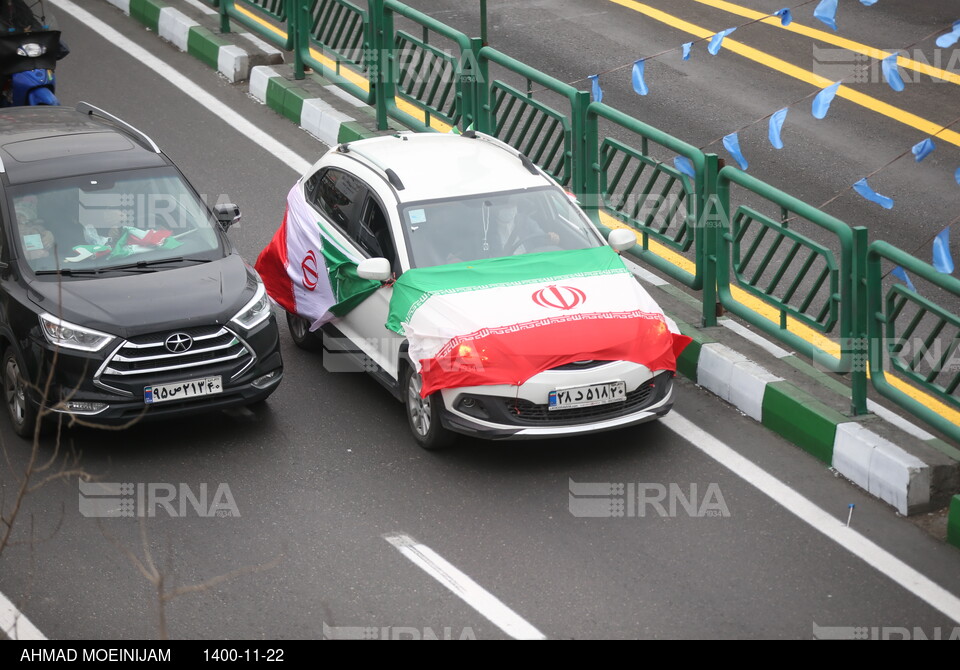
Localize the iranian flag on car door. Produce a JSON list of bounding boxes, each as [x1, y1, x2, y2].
[[255, 184, 380, 330], [386, 246, 692, 396]]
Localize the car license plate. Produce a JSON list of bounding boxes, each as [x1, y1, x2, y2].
[[548, 380, 626, 410], [144, 376, 222, 404]]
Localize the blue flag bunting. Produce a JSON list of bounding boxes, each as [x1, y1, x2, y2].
[[860, 0, 878, 5], [673, 156, 696, 178], [935, 21, 960, 48], [589, 75, 602, 103], [912, 138, 935, 162], [769, 108, 788, 149], [881, 54, 905, 92], [774, 8, 792, 26], [891, 266, 916, 292], [632, 60, 649, 96], [812, 81, 842, 119], [682, 42, 692, 60], [956, 167, 960, 185], [933, 228, 954, 274], [853, 178, 894, 209], [723, 132, 749, 170], [814, 0, 838, 31], [708, 28, 736, 55]]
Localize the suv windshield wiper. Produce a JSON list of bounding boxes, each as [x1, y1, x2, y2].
[[97, 257, 212, 272]]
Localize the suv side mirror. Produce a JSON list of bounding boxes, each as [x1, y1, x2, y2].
[[214, 203, 241, 230], [608, 228, 636, 253], [356, 257, 392, 282]]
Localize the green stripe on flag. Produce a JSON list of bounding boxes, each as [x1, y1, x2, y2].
[[321, 240, 380, 316], [387, 247, 627, 332]]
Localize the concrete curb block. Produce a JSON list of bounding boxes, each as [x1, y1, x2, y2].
[[249, 67, 360, 145], [949, 496, 960, 549], [115, 0, 260, 82]]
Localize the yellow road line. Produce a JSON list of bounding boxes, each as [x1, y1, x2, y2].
[[607, 0, 960, 147], [691, 0, 960, 86], [236, 6, 452, 133], [600, 211, 960, 426]]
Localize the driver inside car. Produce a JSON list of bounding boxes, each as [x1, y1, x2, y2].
[[486, 197, 559, 257]]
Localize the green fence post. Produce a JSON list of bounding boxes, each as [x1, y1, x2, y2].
[[581, 104, 600, 226], [370, 0, 390, 131], [700, 153, 721, 328], [457, 37, 483, 132], [571, 90, 592, 208], [218, 0, 231, 34], [290, 0, 304, 80], [850, 226, 869, 416], [473, 46, 492, 134]]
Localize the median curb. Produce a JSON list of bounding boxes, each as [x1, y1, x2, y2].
[[104, 0, 960, 530], [104, 0, 281, 82]]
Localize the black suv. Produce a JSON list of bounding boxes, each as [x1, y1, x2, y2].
[[0, 103, 282, 436]]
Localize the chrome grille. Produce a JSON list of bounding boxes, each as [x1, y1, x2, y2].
[[95, 325, 255, 395]]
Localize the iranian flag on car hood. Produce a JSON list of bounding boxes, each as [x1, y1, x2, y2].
[[386, 246, 691, 396]]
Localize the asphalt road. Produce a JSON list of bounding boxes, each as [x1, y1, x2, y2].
[[0, 0, 958, 642]]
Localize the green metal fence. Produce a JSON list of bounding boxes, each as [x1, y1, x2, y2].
[[217, 0, 293, 50], [210, 0, 960, 442], [868, 242, 960, 441]]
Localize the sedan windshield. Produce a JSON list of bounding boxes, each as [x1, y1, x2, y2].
[[9, 167, 223, 274], [400, 186, 602, 268]]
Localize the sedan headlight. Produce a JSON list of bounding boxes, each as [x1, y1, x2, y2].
[[230, 282, 271, 330], [39, 314, 114, 352]]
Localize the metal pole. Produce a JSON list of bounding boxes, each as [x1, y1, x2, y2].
[[480, 0, 488, 46]]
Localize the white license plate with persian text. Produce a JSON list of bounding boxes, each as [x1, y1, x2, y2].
[[144, 376, 223, 404], [548, 381, 626, 410]]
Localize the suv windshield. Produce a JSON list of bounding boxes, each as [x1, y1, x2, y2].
[[400, 186, 601, 268], [9, 167, 223, 274]]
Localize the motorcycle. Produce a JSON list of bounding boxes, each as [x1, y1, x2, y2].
[[0, 0, 67, 107]]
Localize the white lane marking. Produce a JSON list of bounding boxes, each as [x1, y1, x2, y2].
[[384, 532, 546, 640], [1, 591, 46, 640], [182, 0, 218, 15], [50, 0, 312, 176], [720, 318, 793, 359], [662, 411, 960, 624]]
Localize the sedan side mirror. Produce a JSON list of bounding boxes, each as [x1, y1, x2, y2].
[[357, 257, 392, 282], [608, 228, 637, 254], [214, 203, 241, 231]]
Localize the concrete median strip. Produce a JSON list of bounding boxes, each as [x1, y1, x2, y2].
[[99, 0, 960, 548]]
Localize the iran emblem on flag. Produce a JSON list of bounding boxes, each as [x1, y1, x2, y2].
[[255, 184, 379, 330]]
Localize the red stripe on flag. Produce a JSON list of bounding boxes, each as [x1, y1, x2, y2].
[[418, 314, 691, 396], [254, 208, 296, 314]]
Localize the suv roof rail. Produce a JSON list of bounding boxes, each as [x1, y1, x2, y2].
[[75, 102, 161, 154], [336, 142, 405, 190], [465, 131, 542, 176]]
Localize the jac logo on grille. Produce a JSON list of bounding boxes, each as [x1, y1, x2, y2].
[[532, 285, 586, 311], [165, 332, 193, 353]]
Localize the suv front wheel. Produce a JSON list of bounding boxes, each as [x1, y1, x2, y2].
[[286, 312, 323, 352], [403, 363, 453, 451], [3, 347, 38, 438]]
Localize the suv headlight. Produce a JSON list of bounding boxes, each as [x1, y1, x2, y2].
[[39, 314, 114, 352], [230, 282, 271, 330]]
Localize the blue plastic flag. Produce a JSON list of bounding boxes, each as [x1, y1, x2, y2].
[[881, 54, 905, 92], [860, 0, 878, 5], [632, 60, 649, 96], [935, 21, 960, 48], [812, 81, 842, 119], [673, 156, 696, 178], [682, 42, 692, 60], [708, 28, 736, 55], [891, 266, 916, 292], [723, 132, 749, 170], [956, 167, 960, 185], [814, 0, 838, 31], [853, 178, 894, 209], [768, 107, 788, 149], [912, 138, 935, 162], [774, 8, 792, 26], [589, 75, 602, 103], [933, 228, 954, 274]]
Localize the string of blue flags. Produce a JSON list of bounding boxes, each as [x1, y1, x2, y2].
[[580, 2, 959, 284]]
